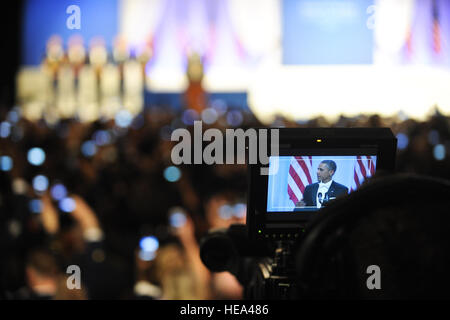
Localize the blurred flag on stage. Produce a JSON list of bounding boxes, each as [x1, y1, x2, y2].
[[400, 0, 450, 67], [432, 0, 442, 55]]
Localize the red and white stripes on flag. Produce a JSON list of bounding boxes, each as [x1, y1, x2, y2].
[[351, 156, 376, 192], [432, 0, 441, 54], [287, 156, 313, 204]]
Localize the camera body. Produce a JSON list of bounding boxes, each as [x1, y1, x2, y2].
[[247, 127, 397, 241]]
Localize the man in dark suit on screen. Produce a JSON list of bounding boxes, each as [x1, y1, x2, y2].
[[296, 160, 348, 209]]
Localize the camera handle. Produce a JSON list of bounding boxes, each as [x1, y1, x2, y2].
[[244, 240, 298, 299]]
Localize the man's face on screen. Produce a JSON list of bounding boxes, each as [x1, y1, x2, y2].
[[317, 163, 333, 183]]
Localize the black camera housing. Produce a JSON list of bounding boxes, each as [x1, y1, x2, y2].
[[246, 127, 397, 241]]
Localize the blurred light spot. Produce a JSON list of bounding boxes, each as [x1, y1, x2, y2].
[[226, 110, 243, 127], [397, 110, 409, 121], [0, 121, 11, 138], [433, 144, 446, 161], [170, 211, 187, 228], [139, 236, 159, 252], [219, 204, 233, 220], [428, 130, 440, 146], [7, 108, 20, 123], [211, 99, 228, 116], [138, 250, 156, 261], [81, 141, 97, 157], [8, 220, 21, 238], [396, 133, 409, 150], [233, 203, 246, 219], [12, 178, 28, 195], [182, 109, 199, 126], [115, 110, 133, 128], [27, 148, 46, 166], [59, 197, 76, 213], [29, 199, 42, 214], [201, 108, 218, 125], [32, 175, 49, 192], [93, 130, 111, 146], [50, 183, 67, 201], [164, 166, 181, 182], [0, 156, 13, 171]]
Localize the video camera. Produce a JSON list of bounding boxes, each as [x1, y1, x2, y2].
[[200, 128, 397, 299]]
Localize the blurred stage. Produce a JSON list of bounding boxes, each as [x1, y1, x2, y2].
[[17, 0, 450, 123]]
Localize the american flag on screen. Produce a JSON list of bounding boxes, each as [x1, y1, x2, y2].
[[351, 156, 376, 192], [287, 156, 313, 204]]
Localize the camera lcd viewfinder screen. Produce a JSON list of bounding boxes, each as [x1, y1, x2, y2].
[[267, 155, 377, 212]]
